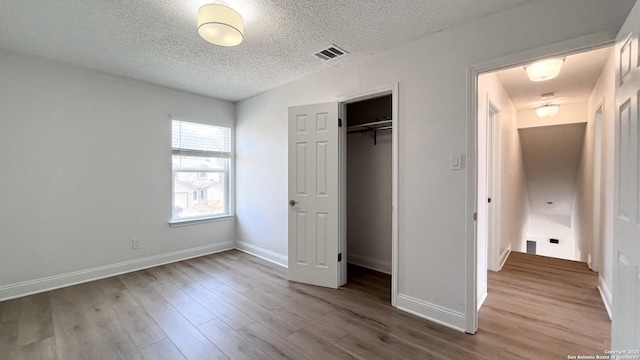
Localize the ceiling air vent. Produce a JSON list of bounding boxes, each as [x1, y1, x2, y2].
[[314, 45, 348, 61]]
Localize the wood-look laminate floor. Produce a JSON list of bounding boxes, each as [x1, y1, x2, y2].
[[478, 251, 611, 359], [0, 249, 610, 360]]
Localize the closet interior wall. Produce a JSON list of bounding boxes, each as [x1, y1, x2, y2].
[[346, 95, 393, 274]]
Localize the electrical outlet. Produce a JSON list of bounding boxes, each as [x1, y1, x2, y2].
[[132, 238, 141, 249]]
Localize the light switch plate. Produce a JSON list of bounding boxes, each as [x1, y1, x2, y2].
[[450, 154, 463, 170]]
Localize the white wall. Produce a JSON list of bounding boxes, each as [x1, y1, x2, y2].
[[527, 214, 577, 260], [584, 49, 616, 317], [477, 73, 529, 300], [518, 105, 589, 261], [235, 0, 633, 330], [496, 87, 530, 269], [0, 49, 236, 300], [573, 109, 596, 263]]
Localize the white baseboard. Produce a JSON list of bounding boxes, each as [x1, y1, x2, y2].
[[347, 253, 391, 274], [235, 241, 288, 268], [396, 293, 466, 332], [477, 290, 488, 311], [597, 276, 612, 320], [0, 241, 235, 302], [499, 247, 511, 270]]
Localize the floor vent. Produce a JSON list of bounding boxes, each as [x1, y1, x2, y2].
[[314, 45, 348, 61]]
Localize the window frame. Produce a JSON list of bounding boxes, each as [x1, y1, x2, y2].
[[170, 119, 234, 226]]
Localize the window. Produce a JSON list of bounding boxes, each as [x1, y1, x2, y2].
[[171, 120, 231, 222]]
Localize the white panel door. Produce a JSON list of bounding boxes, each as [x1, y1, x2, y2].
[[288, 102, 339, 288], [613, 2, 640, 350]]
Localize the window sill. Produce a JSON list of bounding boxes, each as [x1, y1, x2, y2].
[[169, 215, 235, 228]]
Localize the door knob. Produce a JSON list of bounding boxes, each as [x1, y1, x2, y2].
[[289, 200, 298, 206]]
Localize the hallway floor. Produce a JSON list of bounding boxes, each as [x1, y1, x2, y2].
[[477, 251, 611, 359]]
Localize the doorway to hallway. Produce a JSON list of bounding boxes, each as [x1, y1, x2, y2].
[[475, 45, 614, 338]]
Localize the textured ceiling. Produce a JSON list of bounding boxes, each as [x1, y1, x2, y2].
[[519, 123, 586, 217], [496, 46, 612, 111], [0, 0, 534, 101]]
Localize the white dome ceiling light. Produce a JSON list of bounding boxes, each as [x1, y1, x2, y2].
[[198, 2, 244, 47], [536, 104, 559, 118], [524, 58, 565, 82]]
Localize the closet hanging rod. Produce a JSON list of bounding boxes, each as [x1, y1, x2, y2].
[[347, 126, 392, 134], [345, 119, 392, 132]]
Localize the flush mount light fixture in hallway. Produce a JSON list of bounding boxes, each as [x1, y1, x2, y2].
[[198, 2, 244, 46], [524, 58, 565, 81], [536, 104, 560, 117]]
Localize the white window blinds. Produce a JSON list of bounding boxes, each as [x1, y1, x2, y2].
[[172, 120, 231, 158]]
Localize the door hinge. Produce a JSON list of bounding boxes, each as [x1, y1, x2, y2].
[[338, 118, 343, 127], [338, 253, 342, 262], [473, 212, 477, 221], [488, 198, 492, 203]]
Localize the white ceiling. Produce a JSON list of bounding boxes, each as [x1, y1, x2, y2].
[[519, 123, 586, 216], [0, 0, 535, 101], [495, 46, 612, 111]]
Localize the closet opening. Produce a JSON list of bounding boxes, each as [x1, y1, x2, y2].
[[339, 93, 393, 305]]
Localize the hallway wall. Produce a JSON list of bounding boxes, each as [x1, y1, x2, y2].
[[478, 73, 531, 272], [583, 49, 616, 318], [477, 73, 529, 307], [518, 104, 588, 261], [526, 213, 578, 259]]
